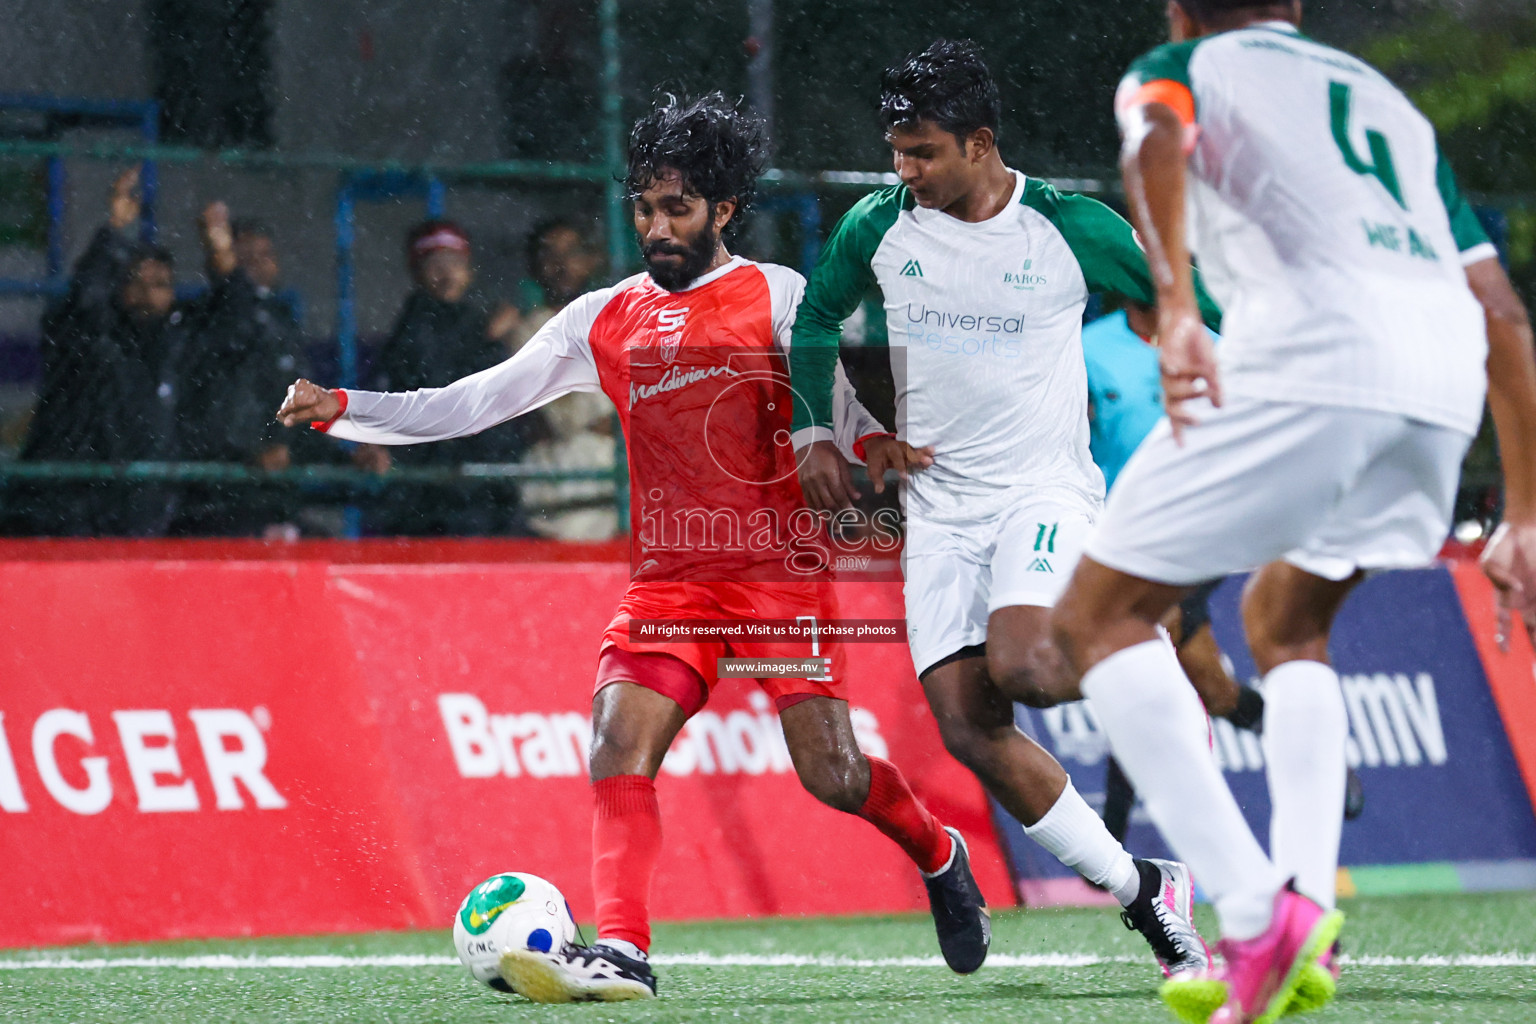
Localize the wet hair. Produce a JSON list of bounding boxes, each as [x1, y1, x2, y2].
[[231, 217, 276, 243], [1176, 0, 1295, 19], [625, 92, 767, 238], [880, 39, 1001, 147]]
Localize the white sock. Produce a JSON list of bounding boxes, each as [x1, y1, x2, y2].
[[1024, 781, 1140, 905], [1082, 638, 1282, 940], [594, 938, 646, 961], [1261, 660, 1347, 910]]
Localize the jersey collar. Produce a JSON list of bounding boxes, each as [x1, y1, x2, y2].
[[916, 170, 1027, 229]]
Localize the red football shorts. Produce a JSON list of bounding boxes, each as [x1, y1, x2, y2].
[[595, 579, 848, 717]]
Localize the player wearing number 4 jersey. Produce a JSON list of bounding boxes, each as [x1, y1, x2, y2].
[[276, 94, 990, 1002], [791, 40, 1215, 977], [1045, 3, 1536, 1024]]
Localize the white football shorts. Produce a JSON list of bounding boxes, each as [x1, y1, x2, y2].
[[1087, 397, 1473, 586], [903, 495, 1095, 676]]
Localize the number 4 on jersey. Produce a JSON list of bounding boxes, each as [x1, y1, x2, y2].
[[1330, 81, 1407, 210]]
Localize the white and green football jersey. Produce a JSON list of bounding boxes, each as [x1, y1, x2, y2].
[[790, 170, 1220, 524], [1117, 21, 1493, 436]]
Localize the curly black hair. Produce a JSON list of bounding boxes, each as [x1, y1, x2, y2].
[[1177, 0, 1295, 17], [625, 92, 768, 238], [879, 39, 1001, 147]]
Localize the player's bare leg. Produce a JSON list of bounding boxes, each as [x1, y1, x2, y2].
[[499, 680, 685, 1002], [777, 695, 990, 973], [1052, 557, 1278, 914], [1242, 562, 1362, 1012], [1174, 620, 1239, 717], [1053, 557, 1341, 1021], [922, 645, 1208, 975], [922, 652, 1069, 824], [985, 605, 1071, 710]]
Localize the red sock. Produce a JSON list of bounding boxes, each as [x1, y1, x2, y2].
[[859, 756, 954, 874], [591, 775, 662, 952]]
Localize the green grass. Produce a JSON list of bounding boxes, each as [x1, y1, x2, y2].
[[3, 893, 1535, 1022]]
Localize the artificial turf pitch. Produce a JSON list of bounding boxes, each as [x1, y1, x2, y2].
[[2, 892, 1533, 1023]]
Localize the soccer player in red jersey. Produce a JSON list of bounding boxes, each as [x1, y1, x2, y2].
[[277, 93, 988, 1002]]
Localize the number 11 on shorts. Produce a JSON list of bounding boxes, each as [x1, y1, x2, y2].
[[1034, 523, 1058, 554]]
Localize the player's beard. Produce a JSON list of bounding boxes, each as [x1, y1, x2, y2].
[[642, 220, 720, 292]]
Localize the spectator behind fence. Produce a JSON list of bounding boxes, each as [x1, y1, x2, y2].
[[359, 220, 533, 536], [6, 166, 185, 537], [511, 219, 618, 539], [169, 202, 307, 536]]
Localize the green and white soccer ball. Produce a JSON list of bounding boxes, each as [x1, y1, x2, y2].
[[452, 872, 578, 990]]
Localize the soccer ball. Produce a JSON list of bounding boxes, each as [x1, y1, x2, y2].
[[452, 872, 578, 990]]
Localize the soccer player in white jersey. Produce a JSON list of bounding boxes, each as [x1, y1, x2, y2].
[[1045, 3, 1536, 1022], [789, 40, 1219, 976]]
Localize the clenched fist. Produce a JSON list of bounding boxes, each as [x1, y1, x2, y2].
[[276, 379, 342, 428]]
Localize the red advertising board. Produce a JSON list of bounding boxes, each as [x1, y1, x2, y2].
[[0, 559, 436, 946], [0, 541, 1011, 947], [1447, 561, 1536, 813]]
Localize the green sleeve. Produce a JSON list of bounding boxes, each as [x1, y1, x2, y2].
[[1022, 180, 1222, 331], [1123, 41, 1198, 90], [1120, 41, 1199, 93], [790, 187, 908, 433], [1436, 148, 1493, 256]]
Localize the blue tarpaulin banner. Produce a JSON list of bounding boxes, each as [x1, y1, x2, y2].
[[995, 567, 1536, 900]]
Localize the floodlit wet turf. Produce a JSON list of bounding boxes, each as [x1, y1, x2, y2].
[[2, 892, 1533, 1022]]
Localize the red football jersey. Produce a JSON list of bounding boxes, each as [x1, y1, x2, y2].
[[328, 256, 883, 582]]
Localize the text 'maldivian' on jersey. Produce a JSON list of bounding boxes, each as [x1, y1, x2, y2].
[[1116, 20, 1493, 436], [324, 256, 884, 581], [790, 170, 1221, 525]]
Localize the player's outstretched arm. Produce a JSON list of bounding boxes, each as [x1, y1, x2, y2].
[[274, 291, 605, 446], [1468, 257, 1536, 646], [1120, 100, 1218, 442], [276, 378, 341, 427]]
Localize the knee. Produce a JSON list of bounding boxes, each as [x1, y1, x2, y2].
[[797, 751, 869, 814], [987, 650, 1067, 708], [587, 726, 647, 781], [1049, 597, 1097, 673], [935, 717, 1012, 778], [1241, 596, 1330, 673]]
